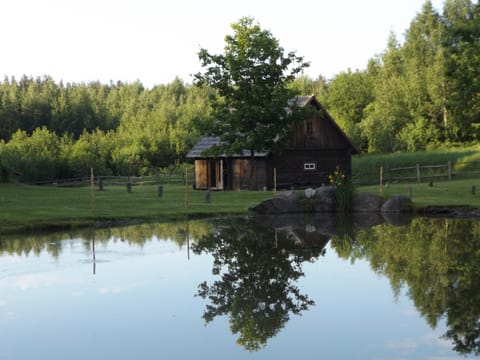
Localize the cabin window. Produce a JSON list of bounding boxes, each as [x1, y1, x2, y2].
[[304, 162, 316, 171]]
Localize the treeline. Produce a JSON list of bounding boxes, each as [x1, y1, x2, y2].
[[1, 0, 479, 182], [321, 0, 480, 153], [0, 77, 211, 182]]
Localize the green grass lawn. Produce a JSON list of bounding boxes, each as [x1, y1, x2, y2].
[[0, 183, 274, 234], [359, 179, 480, 207], [1, 176, 480, 235]]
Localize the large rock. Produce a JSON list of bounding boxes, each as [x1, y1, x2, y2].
[[251, 191, 303, 214], [352, 192, 384, 212], [313, 186, 337, 212], [381, 195, 413, 213]]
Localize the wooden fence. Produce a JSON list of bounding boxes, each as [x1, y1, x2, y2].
[[355, 160, 480, 186], [33, 171, 195, 187]]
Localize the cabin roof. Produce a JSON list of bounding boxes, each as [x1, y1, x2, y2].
[[186, 136, 269, 159], [187, 95, 359, 159]]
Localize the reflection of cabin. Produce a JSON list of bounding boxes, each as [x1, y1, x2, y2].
[[187, 95, 359, 190]]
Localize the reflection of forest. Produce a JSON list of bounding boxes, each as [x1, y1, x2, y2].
[[2, 215, 480, 355], [330, 217, 480, 356], [0, 219, 213, 257]]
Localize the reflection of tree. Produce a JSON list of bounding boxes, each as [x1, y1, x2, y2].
[[193, 216, 325, 351], [330, 218, 480, 355]]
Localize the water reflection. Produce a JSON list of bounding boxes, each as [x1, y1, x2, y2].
[[1, 215, 480, 357], [192, 214, 480, 355], [192, 216, 327, 351], [333, 216, 480, 356]]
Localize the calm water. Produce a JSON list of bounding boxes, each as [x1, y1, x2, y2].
[[0, 214, 479, 359]]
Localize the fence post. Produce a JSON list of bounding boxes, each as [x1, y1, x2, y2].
[[273, 168, 277, 196], [158, 185, 163, 197], [205, 189, 211, 203], [98, 177, 103, 191], [379, 166, 383, 195], [416, 164, 421, 182], [126, 177, 132, 193], [448, 161, 452, 181]]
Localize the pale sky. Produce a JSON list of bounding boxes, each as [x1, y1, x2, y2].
[[0, 0, 445, 88]]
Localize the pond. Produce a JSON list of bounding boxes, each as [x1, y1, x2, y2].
[[0, 214, 479, 359]]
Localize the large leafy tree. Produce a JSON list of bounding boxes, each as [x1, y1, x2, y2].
[[194, 17, 309, 188], [324, 69, 373, 151], [401, 0, 445, 148], [442, 0, 480, 141]]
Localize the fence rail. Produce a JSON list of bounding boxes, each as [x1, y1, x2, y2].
[[32, 171, 194, 187], [355, 160, 480, 186]]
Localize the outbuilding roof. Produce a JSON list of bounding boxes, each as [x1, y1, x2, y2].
[[186, 136, 269, 159]]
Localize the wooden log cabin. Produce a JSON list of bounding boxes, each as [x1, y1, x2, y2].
[[187, 95, 359, 190]]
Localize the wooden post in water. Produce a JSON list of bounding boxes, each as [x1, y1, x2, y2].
[[184, 167, 189, 209], [90, 168, 95, 211], [92, 237, 96, 275]]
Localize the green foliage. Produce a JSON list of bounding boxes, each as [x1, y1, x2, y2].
[[66, 129, 114, 177], [443, 0, 480, 141], [323, 69, 373, 151], [397, 116, 441, 151], [0, 77, 210, 181], [328, 165, 355, 211], [1, 127, 61, 182]]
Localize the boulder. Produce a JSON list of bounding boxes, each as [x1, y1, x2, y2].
[[251, 192, 303, 214], [352, 192, 384, 212], [381, 195, 413, 213]]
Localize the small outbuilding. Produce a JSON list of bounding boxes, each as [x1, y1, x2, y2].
[[187, 95, 359, 190]]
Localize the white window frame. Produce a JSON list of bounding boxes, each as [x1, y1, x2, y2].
[[304, 162, 316, 171]]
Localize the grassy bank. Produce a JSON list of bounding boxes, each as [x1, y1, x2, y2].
[[359, 179, 480, 208], [353, 144, 480, 185], [0, 183, 273, 234], [2, 155, 480, 234]]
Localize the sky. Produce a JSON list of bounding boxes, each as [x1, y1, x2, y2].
[[0, 0, 445, 88]]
